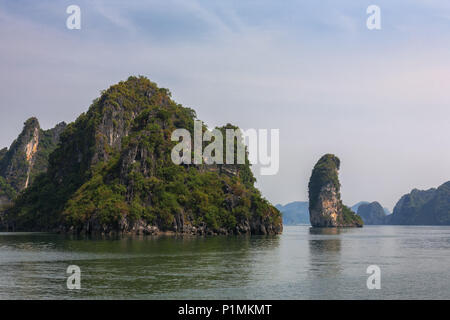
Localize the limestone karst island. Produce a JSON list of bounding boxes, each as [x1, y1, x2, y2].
[[0, 77, 282, 236], [308, 154, 363, 228]]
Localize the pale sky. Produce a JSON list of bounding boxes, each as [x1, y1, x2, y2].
[[1, 0, 450, 210]]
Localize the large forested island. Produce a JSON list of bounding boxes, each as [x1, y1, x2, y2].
[[386, 182, 450, 225], [0, 76, 282, 235]]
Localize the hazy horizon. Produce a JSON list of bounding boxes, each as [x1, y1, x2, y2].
[[1, 0, 450, 210]]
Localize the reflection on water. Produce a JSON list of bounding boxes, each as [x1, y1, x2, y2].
[[0, 233, 281, 299], [1, 226, 450, 299], [308, 228, 342, 278], [309, 228, 342, 252]]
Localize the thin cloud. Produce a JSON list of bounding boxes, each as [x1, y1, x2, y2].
[[92, 2, 139, 35]]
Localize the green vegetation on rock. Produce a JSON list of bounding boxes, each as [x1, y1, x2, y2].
[[308, 154, 341, 209], [0, 148, 6, 162], [341, 204, 363, 226], [0, 177, 16, 201], [388, 181, 450, 225], [0, 118, 65, 206], [308, 154, 362, 227], [6, 76, 282, 235]]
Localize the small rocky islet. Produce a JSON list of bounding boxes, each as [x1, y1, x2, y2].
[[308, 154, 363, 228]]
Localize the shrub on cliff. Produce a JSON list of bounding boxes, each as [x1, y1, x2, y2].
[[341, 204, 363, 226], [0, 177, 16, 200]]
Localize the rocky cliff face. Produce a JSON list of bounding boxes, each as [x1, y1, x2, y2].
[[0, 148, 6, 158], [357, 201, 386, 225], [388, 182, 450, 225], [0, 118, 40, 192], [308, 154, 363, 228], [0, 118, 66, 201], [309, 182, 341, 227], [6, 76, 282, 235]]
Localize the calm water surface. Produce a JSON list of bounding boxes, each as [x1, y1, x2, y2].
[[0, 225, 449, 299]]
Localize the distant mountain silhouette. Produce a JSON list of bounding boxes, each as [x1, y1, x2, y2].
[[356, 201, 387, 225], [351, 201, 390, 216], [387, 182, 450, 225], [276, 201, 310, 225]]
